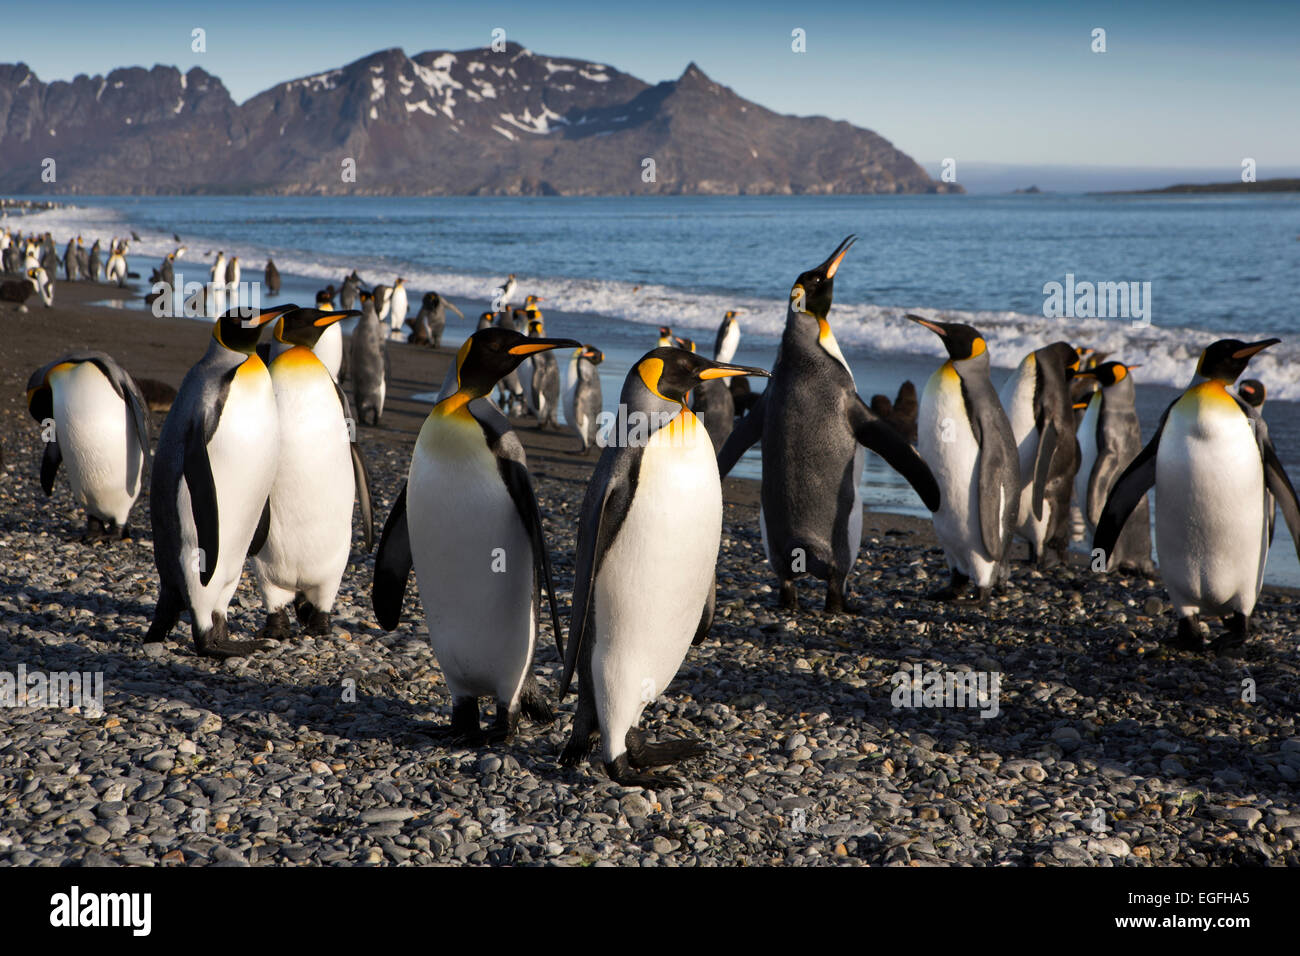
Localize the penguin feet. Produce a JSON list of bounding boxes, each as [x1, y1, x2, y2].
[[195, 625, 271, 660], [448, 697, 484, 745], [259, 609, 293, 641], [560, 732, 598, 768], [198, 636, 272, 659], [625, 728, 708, 772], [926, 571, 972, 603], [823, 585, 858, 615], [118, 524, 134, 541], [519, 676, 554, 725], [483, 705, 520, 745], [84, 516, 116, 542], [1168, 616, 1206, 652], [604, 754, 684, 791], [778, 580, 798, 610], [1212, 613, 1250, 658]]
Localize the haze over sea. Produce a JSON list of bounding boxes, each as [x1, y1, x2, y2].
[[10, 191, 1300, 584]]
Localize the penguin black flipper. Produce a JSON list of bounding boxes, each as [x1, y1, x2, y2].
[[1087, 414, 1129, 528], [248, 498, 271, 556], [182, 416, 221, 587], [1031, 419, 1058, 521], [848, 395, 940, 511], [716, 390, 766, 478], [350, 443, 375, 552], [1261, 436, 1300, 557], [492, 429, 564, 659], [333, 381, 375, 551], [40, 439, 61, 496], [560, 447, 642, 699], [964, 384, 1015, 558], [372, 483, 412, 631], [1094, 406, 1171, 561]]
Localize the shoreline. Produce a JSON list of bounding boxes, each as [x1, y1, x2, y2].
[[3, 279, 1295, 598], [2, 277, 1299, 869]]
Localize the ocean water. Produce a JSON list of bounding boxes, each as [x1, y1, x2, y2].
[[10, 193, 1300, 586]]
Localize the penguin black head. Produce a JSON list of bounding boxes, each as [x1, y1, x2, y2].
[[1238, 378, 1266, 408], [1078, 360, 1140, 388], [25, 360, 76, 422], [906, 314, 988, 362], [448, 328, 581, 401], [580, 345, 604, 364], [213, 304, 297, 354], [1042, 341, 1079, 375], [790, 235, 856, 320], [724, 310, 742, 321], [633, 346, 769, 404], [673, 335, 697, 353], [1196, 338, 1278, 383], [274, 307, 359, 347], [658, 325, 672, 338]]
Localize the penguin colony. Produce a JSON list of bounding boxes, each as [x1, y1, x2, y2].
[[18, 238, 1300, 791]]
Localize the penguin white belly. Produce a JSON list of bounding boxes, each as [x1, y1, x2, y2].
[[390, 290, 407, 332], [53, 363, 144, 524], [998, 360, 1042, 542], [562, 355, 580, 427], [181, 360, 279, 630], [592, 413, 720, 763], [255, 352, 354, 609], [716, 324, 739, 364], [408, 414, 535, 706], [312, 323, 343, 381], [844, 446, 866, 571], [921, 365, 998, 586], [1156, 388, 1268, 617], [1075, 395, 1102, 534]]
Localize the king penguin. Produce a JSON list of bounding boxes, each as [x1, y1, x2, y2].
[[692, 312, 742, 453], [146, 303, 296, 658], [564, 345, 604, 454], [26, 351, 151, 537], [350, 290, 389, 425], [718, 238, 940, 612], [264, 259, 281, 296], [526, 312, 562, 429], [388, 277, 408, 338], [1095, 338, 1300, 654], [908, 315, 1019, 604], [559, 347, 769, 788], [372, 326, 580, 742], [1074, 360, 1153, 574], [998, 341, 1081, 567], [254, 307, 373, 639]]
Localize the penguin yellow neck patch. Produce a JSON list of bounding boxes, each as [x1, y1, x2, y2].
[[434, 392, 473, 419]]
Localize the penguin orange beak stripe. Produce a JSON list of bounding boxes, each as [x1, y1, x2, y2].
[[699, 364, 770, 380], [822, 235, 857, 280], [906, 313, 946, 336], [509, 337, 582, 356], [245, 304, 296, 326], [314, 308, 359, 327], [1233, 339, 1280, 360]]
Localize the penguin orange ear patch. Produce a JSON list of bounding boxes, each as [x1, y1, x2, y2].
[[637, 357, 667, 399]]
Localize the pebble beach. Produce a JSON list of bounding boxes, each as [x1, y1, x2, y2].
[[2, 281, 1298, 868]]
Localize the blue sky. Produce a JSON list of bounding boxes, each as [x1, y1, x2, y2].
[[9, 0, 1298, 173]]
